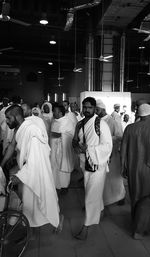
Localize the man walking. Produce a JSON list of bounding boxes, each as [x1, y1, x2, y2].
[[72, 97, 112, 240], [50, 104, 75, 192], [3, 104, 60, 229], [121, 103, 150, 239], [96, 99, 125, 206]]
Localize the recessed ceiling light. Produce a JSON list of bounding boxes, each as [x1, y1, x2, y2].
[[138, 46, 145, 49], [48, 62, 53, 65], [38, 71, 42, 74], [49, 40, 56, 45], [39, 19, 48, 25], [39, 13, 48, 25]]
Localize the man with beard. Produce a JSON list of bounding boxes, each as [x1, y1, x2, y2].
[[0, 104, 60, 231], [72, 97, 112, 240]]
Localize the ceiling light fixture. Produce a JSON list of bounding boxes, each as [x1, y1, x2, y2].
[[73, 13, 82, 73], [49, 35, 56, 44], [139, 46, 145, 49], [39, 13, 48, 25], [49, 40, 56, 45], [48, 62, 53, 65]]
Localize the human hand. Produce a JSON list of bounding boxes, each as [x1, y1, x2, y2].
[[121, 168, 127, 179], [79, 143, 87, 153], [10, 175, 21, 185]]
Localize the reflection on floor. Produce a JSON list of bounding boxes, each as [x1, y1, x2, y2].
[[1, 170, 150, 257]]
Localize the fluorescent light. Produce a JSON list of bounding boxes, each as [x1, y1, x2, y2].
[[39, 19, 48, 25], [48, 62, 53, 65], [73, 67, 82, 72], [49, 40, 56, 45], [138, 46, 145, 49]]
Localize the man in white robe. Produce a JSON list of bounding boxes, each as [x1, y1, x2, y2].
[[111, 103, 123, 136], [62, 100, 78, 127], [50, 104, 75, 191], [3, 105, 60, 229], [96, 99, 126, 206], [72, 97, 112, 240]]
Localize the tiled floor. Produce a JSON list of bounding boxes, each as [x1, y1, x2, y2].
[[1, 170, 150, 257]]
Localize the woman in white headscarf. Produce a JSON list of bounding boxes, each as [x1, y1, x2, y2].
[[41, 102, 53, 143]]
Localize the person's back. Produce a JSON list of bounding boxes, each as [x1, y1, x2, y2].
[[96, 100, 125, 207], [50, 104, 75, 191], [121, 103, 150, 239], [122, 118, 150, 175]]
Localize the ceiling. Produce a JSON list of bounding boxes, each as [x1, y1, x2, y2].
[[0, 0, 150, 91]]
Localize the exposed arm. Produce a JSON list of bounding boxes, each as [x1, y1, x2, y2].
[[51, 132, 61, 138], [0, 135, 16, 169], [72, 120, 87, 154], [120, 128, 128, 178]]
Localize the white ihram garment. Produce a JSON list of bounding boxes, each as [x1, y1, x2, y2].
[[50, 116, 75, 189], [102, 115, 126, 206], [78, 114, 112, 226], [65, 111, 78, 127], [15, 119, 59, 228]]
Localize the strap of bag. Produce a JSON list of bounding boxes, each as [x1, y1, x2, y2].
[[81, 120, 86, 144]]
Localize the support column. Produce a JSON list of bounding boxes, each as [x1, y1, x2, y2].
[[85, 33, 94, 91], [120, 33, 126, 92], [101, 33, 113, 91]]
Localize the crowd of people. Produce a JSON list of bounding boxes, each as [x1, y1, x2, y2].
[[0, 95, 150, 241]]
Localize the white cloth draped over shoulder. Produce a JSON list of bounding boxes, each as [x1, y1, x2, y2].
[[102, 115, 126, 206], [50, 116, 75, 188], [25, 116, 48, 142], [78, 114, 112, 226], [65, 111, 78, 127], [79, 114, 112, 171], [15, 119, 59, 228]]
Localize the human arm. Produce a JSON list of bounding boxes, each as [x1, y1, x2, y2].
[[51, 131, 61, 138], [0, 134, 16, 169], [72, 120, 87, 154], [120, 127, 128, 178], [0, 166, 6, 195]]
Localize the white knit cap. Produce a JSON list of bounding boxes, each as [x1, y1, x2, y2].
[[138, 103, 150, 117], [96, 99, 106, 109]]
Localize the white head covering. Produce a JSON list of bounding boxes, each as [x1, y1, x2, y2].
[[41, 101, 53, 122], [96, 99, 106, 110], [138, 103, 150, 117], [41, 101, 52, 113], [32, 107, 41, 117], [114, 103, 120, 108]]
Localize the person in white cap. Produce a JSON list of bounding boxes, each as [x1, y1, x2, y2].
[[96, 99, 126, 207], [111, 103, 123, 136], [121, 103, 150, 239]]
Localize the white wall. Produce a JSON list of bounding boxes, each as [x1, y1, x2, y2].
[[80, 91, 131, 115]]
